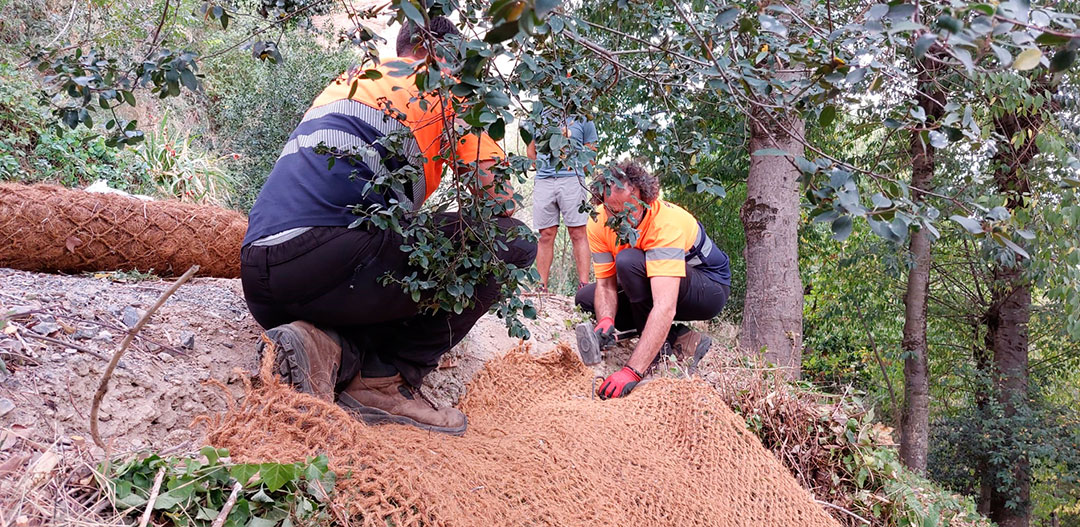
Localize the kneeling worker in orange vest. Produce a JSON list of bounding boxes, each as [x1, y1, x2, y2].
[[576, 160, 731, 399], [240, 18, 536, 435]]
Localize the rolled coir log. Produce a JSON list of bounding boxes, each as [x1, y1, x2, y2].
[[0, 183, 246, 278]]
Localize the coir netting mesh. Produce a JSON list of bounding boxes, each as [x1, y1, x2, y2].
[[204, 342, 840, 527], [0, 183, 245, 278]]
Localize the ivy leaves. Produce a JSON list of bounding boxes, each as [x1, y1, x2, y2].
[[108, 448, 336, 527]]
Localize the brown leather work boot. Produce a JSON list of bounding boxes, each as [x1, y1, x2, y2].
[[338, 374, 467, 436], [258, 321, 341, 403], [669, 325, 712, 371]]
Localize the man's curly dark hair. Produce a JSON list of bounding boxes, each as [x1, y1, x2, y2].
[[593, 159, 660, 205], [396, 16, 461, 57]]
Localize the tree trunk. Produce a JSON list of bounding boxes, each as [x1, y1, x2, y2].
[[980, 102, 1044, 527], [899, 63, 944, 474], [739, 109, 805, 380], [985, 263, 1031, 527]]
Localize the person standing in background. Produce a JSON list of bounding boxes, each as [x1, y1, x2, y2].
[[527, 114, 597, 293]]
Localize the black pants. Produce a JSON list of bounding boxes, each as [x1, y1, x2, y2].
[[240, 214, 537, 389], [574, 248, 729, 333]]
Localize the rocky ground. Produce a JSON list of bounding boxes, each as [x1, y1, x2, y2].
[[0, 268, 584, 462]]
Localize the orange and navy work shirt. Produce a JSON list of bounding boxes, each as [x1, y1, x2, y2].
[[587, 200, 731, 285], [244, 57, 504, 245]]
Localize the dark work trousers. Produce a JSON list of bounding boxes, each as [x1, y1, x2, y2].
[[575, 248, 730, 333], [241, 214, 537, 390]]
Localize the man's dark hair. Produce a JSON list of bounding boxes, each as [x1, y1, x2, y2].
[[396, 16, 461, 57], [593, 159, 660, 204]]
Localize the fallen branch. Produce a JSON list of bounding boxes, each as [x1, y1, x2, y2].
[[815, 499, 870, 525], [211, 481, 243, 527], [20, 332, 114, 364], [90, 265, 199, 453], [138, 467, 167, 527]]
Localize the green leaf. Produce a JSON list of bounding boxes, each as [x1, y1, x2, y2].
[[116, 492, 148, 510], [247, 516, 277, 527], [914, 33, 936, 59], [818, 105, 837, 127], [1013, 48, 1043, 70], [483, 90, 510, 108], [488, 118, 506, 141], [484, 21, 520, 43], [714, 7, 740, 26], [1050, 49, 1076, 72], [886, 3, 916, 20], [259, 463, 297, 492], [949, 215, 984, 234], [831, 216, 853, 241], [201, 445, 220, 465], [363, 69, 383, 80], [971, 3, 995, 15], [758, 14, 787, 36], [1035, 32, 1071, 46], [535, 0, 560, 19], [231, 464, 260, 487], [999, 236, 1030, 259], [399, 1, 425, 25], [152, 490, 186, 510], [751, 148, 789, 157]]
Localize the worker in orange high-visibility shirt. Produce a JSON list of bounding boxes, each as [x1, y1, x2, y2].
[[240, 17, 536, 436], [576, 160, 731, 399]]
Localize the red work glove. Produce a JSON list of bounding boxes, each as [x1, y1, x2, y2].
[[597, 366, 642, 400], [594, 316, 616, 349]]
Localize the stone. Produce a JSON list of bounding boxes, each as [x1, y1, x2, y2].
[[94, 330, 114, 342], [121, 306, 145, 328], [222, 341, 234, 349], [72, 327, 97, 340], [0, 398, 14, 417], [32, 322, 61, 335], [179, 331, 195, 350], [157, 352, 173, 362]]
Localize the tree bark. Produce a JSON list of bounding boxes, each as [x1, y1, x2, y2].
[[979, 99, 1045, 527], [739, 108, 805, 380], [899, 63, 944, 474], [985, 263, 1031, 527]]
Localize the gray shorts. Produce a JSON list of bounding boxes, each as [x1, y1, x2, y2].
[[533, 176, 590, 229]]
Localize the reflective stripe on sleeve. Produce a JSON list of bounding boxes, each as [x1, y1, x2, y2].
[[592, 252, 614, 264], [645, 247, 686, 261]]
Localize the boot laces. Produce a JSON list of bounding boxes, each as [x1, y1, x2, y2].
[[399, 383, 440, 409]]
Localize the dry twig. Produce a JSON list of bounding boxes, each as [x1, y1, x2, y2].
[[137, 467, 166, 527], [90, 265, 199, 453]]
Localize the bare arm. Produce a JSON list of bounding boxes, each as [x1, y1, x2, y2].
[[594, 275, 619, 322], [625, 276, 680, 373], [527, 141, 537, 160]]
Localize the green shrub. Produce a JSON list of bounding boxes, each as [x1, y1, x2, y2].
[[0, 61, 143, 189], [204, 37, 355, 212], [130, 112, 233, 205]]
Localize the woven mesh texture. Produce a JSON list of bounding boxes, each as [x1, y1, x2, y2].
[[205, 342, 840, 527], [0, 183, 244, 278]]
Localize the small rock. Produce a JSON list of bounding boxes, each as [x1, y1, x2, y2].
[[50, 353, 63, 361], [222, 341, 234, 349], [122, 306, 145, 328], [0, 398, 14, 417], [72, 327, 97, 340], [64, 348, 76, 355], [7, 305, 36, 317], [157, 352, 173, 362], [94, 330, 114, 341], [179, 331, 195, 350], [32, 322, 61, 335]]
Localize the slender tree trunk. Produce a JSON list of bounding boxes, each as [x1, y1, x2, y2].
[[899, 63, 944, 474], [986, 264, 1031, 527], [981, 104, 1043, 527], [739, 107, 805, 380]]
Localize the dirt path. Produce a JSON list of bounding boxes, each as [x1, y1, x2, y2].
[[0, 269, 576, 458]]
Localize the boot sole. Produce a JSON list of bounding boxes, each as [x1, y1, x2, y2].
[[337, 393, 467, 436], [575, 323, 602, 365], [258, 326, 324, 399]]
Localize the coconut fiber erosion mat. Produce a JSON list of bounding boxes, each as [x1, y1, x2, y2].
[[0, 183, 245, 278], [204, 343, 840, 527]]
